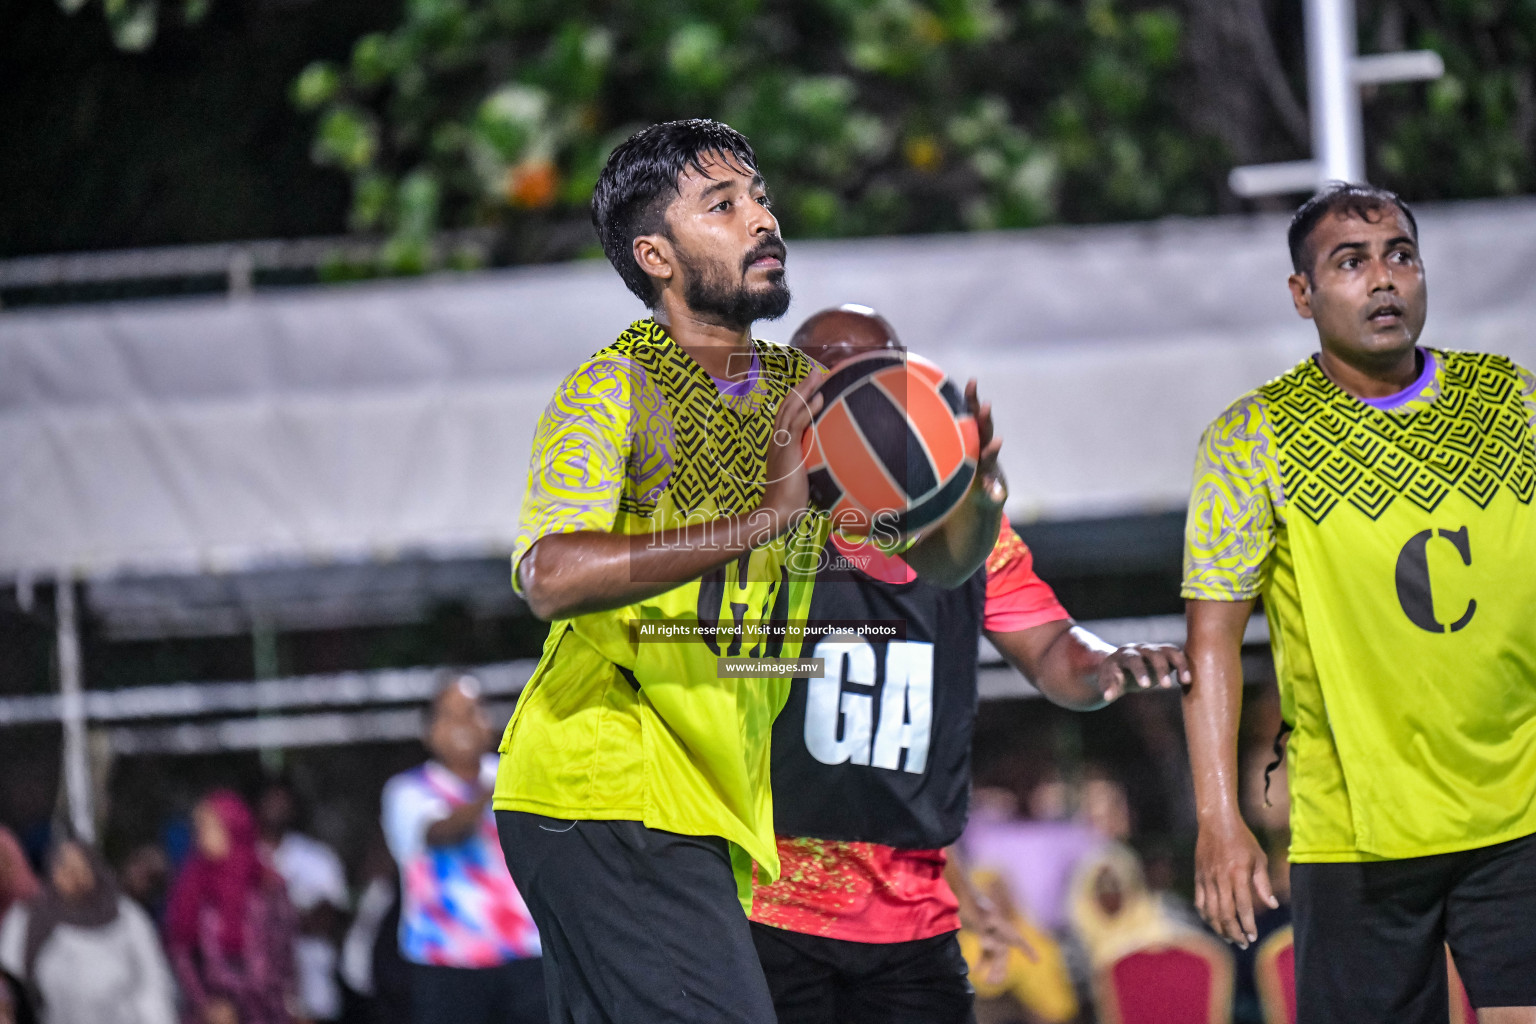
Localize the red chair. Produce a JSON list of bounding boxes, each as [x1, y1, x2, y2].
[[1447, 947, 1476, 1024], [1254, 925, 1296, 1024], [1096, 932, 1236, 1024]]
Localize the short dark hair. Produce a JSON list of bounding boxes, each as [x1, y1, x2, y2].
[[1288, 181, 1418, 277], [591, 119, 760, 304]]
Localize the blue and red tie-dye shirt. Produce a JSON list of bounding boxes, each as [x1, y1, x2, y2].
[[382, 755, 540, 966]]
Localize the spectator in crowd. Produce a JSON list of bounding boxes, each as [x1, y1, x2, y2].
[[1076, 764, 1133, 844], [0, 836, 177, 1024], [119, 844, 171, 924], [0, 826, 39, 1024], [963, 779, 1103, 937], [957, 865, 1079, 1024], [338, 835, 407, 1024], [258, 779, 349, 1023], [0, 829, 37, 923], [380, 675, 541, 1024], [1066, 843, 1197, 972], [165, 791, 298, 1024]]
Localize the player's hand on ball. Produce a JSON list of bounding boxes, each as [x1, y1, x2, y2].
[[963, 379, 1003, 484], [1194, 818, 1279, 949], [1097, 643, 1190, 702], [758, 368, 825, 536]]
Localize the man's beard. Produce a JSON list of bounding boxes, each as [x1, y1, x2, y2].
[[675, 239, 791, 330]]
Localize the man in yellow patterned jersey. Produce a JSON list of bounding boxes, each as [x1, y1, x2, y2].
[[1181, 182, 1536, 1024], [492, 120, 1003, 1024]]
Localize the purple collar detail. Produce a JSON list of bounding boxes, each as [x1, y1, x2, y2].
[[1358, 348, 1436, 411], [712, 350, 760, 396]]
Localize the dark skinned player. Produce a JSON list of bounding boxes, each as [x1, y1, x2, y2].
[[749, 304, 1189, 1024]]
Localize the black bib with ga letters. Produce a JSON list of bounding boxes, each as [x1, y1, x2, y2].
[[770, 538, 986, 849]]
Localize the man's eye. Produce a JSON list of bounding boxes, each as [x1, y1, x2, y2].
[[1341, 258, 1359, 270], [713, 200, 731, 212], [757, 195, 772, 208]]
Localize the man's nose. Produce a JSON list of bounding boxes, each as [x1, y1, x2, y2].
[[1369, 257, 1396, 292], [747, 200, 778, 236]]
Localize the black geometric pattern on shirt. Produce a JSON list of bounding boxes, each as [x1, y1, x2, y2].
[[1259, 350, 1536, 525], [605, 320, 813, 517]]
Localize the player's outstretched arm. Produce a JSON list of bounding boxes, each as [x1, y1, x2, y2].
[[518, 372, 823, 621], [988, 621, 1188, 711], [943, 844, 1036, 983], [904, 380, 1006, 589], [1184, 597, 1276, 949]]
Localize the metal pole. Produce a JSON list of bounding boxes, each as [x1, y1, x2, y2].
[[1307, 0, 1365, 183], [253, 620, 284, 774], [55, 579, 95, 843]]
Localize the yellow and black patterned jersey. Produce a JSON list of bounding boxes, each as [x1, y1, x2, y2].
[[495, 319, 828, 908], [1184, 349, 1536, 861]]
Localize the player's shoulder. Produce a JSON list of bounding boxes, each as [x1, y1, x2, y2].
[[543, 321, 666, 413], [1200, 387, 1274, 448], [752, 336, 817, 385], [1429, 347, 1530, 386], [565, 324, 654, 386], [984, 518, 1031, 576]]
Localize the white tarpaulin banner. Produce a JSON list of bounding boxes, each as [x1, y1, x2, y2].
[[4, 198, 1535, 581]]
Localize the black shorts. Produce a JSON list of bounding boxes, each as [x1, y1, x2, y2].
[[750, 921, 975, 1024], [409, 960, 546, 1024], [1291, 830, 1536, 1023], [495, 811, 776, 1024]]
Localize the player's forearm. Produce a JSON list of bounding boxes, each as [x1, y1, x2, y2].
[[1031, 624, 1119, 710], [424, 797, 488, 846], [987, 620, 1105, 710], [904, 471, 1006, 589], [517, 508, 789, 620], [1182, 598, 1255, 827], [943, 845, 989, 928]]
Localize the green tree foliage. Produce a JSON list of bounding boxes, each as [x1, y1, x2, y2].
[[54, 0, 210, 51], [291, 0, 1228, 272], [1365, 0, 1536, 201]]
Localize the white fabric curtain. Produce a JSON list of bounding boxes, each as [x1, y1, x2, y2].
[[4, 198, 1534, 582]]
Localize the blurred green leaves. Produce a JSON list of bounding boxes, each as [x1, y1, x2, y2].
[[1366, 0, 1536, 204], [292, 0, 1226, 271], [57, 0, 208, 51]]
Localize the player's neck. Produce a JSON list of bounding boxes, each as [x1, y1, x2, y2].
[[652, 303, 754, 380], [1316, 344, 1422, 400]]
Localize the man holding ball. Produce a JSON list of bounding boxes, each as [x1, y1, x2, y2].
[[493, 121, 999, 1024]]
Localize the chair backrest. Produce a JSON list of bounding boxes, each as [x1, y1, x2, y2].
[[1254, 925, 1296, 1024], [1096, 933, 1235, 1024], [1447, 947, 1476, 1024]]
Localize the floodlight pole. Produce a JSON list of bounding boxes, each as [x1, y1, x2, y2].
[[1309, 0, 1364, 183], [1229, 0, 1443, 197], [56, 578, 95, 843]]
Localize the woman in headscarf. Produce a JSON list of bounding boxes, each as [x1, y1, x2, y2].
[[164, 791, 298, 1024], [0, 835, 176, 1024]]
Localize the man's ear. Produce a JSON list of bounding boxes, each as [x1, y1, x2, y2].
[[634, 234, 674, 291], [1287, 272, 1314, 320]]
